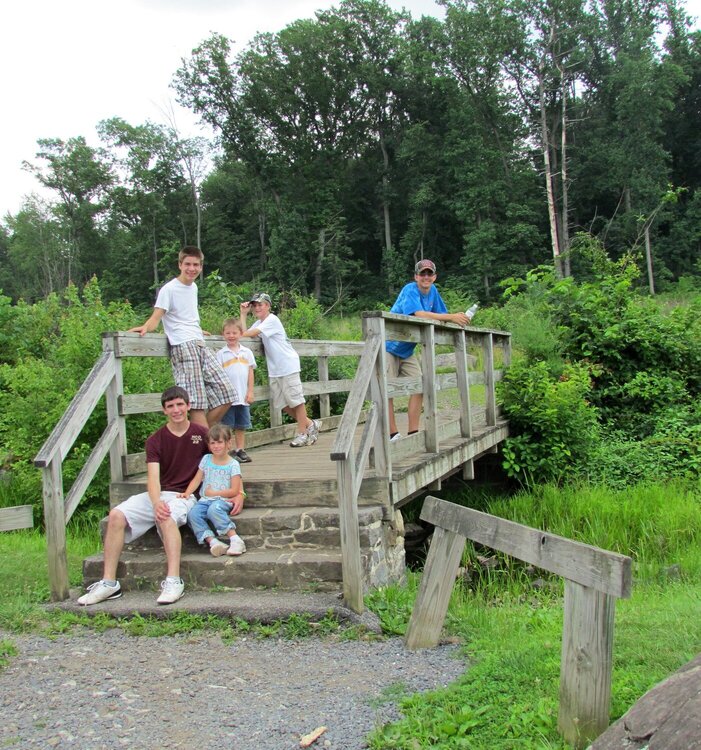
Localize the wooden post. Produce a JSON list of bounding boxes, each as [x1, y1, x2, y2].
[[363, 316, 391, 482], [318, 356, 330, 419], [103, 334, 126, 484], [405, 526, 465, 649], [482, 333, 496, 426], [454, 329, 473, 439], [559, 580, 616, 748], [421, 324, 438, 453], [336, 459, 364, 613], [43, 459, 69, 601]]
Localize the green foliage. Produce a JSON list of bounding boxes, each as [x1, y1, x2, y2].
[[498, 361, 599, 486]]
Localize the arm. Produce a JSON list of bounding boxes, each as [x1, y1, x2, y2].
[[129, 307, 166, 336], [205, 473, 242, 499], [239, 302, 260, 338], [146, 462, 172, 524], [414, 310, 470, 327], [177, 468, 204, 500], [246, 366, 255, 404]]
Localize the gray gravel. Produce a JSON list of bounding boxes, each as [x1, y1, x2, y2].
[[0, 628, 466, 749]]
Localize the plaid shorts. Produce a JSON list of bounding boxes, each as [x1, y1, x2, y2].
[[169, 339, 238, 411]]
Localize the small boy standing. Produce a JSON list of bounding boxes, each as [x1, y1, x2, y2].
[[240, 292, 321, 447], [130, 246, 237, 428], [217, 318, 257, 463]]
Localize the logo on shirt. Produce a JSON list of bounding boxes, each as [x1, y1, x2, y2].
[[191, 435, 203, 444]]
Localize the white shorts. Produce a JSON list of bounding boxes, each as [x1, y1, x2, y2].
[[115, 491, 196, 543], [269, 372, 306, 411]]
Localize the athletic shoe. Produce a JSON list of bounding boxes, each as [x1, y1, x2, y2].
[[236, 449, 252, 463], [305, 419, 322, 444], [289, 432, 309, 447], [227, 536, 247, 556], [157, 578, 184, 604], [390, 432, 402, 442], [209, 540, 228, 557], [77, 580, 122, 606]]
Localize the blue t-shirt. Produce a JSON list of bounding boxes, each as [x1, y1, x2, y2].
[[385, 282, 448, 359]]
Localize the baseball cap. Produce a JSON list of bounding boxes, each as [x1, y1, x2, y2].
[[415, 259, 437, 274], [249, 292, 272, 305]]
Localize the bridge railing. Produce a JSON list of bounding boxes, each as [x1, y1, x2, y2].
[[330, 311, 511, 612], [34, 318, 510, 604]]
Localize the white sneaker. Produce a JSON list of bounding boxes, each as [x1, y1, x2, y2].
[[157, 578, 184, 604], [209, 540, 228, 557], [289, 432, 309, 447], [78, 580, 122, 606], [227, 536, 246, 556], [390, 432, 402, 442], [306, 419, 322, 444]]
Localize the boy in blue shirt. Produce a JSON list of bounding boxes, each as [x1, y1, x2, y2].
[[386, 259, 470, 440]]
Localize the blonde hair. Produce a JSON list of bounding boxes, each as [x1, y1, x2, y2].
[[222, 318, 243, 333]]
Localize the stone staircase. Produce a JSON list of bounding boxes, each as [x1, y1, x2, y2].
[[83, 468, 403, 594]]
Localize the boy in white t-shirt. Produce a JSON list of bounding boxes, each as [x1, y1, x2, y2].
[[216, 318, 257, 463], [239, 292, 321, 448], [129, 246, 237, 428]]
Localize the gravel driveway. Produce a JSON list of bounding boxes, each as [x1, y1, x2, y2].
[[0, 628, 466, 749]]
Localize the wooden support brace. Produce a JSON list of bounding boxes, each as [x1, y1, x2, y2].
[[558, 580, 616, 748], [405, 526, 466, 649]]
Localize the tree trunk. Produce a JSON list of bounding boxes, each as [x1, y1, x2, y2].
[[538, 64, 563, 278], [380, 135, 394, 294], [644, 224, 655, 295], [560, 67, 571, 278], [314, 227, 325, 302]]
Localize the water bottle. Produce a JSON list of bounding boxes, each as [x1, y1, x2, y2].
[[465, 303, 479, 322]]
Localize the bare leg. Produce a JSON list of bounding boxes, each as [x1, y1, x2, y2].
[[102, 508, 128, 581], [235, 429, 245, 451], [158, 517, 182, 578], [190, 409, 208, 428], [285, 404, 311, 433], [388, 398, 398, 435], [206, 404, 230, 426], [407, 394, 423, 433]]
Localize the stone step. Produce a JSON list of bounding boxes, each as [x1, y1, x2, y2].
[[109, 476, 386, 508], [110, 505, 386, 552], [83, 547, 350, 593]]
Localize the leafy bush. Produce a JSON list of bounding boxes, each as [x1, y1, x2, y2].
[[498, 360, 599, 486]]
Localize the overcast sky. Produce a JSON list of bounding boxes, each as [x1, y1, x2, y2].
[[2, 0, 699, 219]]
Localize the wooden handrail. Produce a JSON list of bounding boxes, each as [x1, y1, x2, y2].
[[34, 351, 116, 468], [405, 496, 632, 748]]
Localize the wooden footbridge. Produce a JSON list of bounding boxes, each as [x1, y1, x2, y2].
[[34, 311, 511, 612]]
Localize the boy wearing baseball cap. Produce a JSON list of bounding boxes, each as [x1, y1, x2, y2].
[[239, 293, 321, 447], [385, 260, 470, 440]]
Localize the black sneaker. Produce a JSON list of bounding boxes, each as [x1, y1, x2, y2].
[[236, 449, 252, 463]]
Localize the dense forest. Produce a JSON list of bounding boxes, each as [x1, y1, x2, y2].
[[0, 0, 699, 310]]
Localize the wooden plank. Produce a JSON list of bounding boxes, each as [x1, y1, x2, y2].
[[43, 460, 69, 601], [364, 315, 391, 488], [419, 497, 632, 598], [34, 352, 116, 467], [559, 580, 616, 747], [120, 379, 354, 416], [0, 505, 33, 531], [337, 458, 364, 613], [421, 325, 438, 453], [63, 420, 119, 523], [405, 526, 466, 649], [108, 331, 364, 358], [102, 336, 126, 484], [353, 403, 378, 497]]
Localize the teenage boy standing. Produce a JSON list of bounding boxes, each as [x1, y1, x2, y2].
[[386, 259, 470, 440], [77, 386, 209, 606], [130, 246, 236, 428]]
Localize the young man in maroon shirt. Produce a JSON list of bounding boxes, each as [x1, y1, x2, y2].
[[78, 386, 209, 606]]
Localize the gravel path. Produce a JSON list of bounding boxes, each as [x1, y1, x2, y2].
[[0, 628, 466, 749]]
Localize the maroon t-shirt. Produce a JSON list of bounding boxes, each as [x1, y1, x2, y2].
[[145, 422, 209, 492]]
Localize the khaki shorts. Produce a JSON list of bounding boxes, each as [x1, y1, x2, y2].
[[269, 372, 306, 411], [115, 491, 196, 543], [386, 352, 422, 379]]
